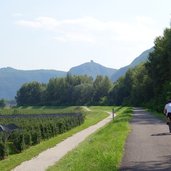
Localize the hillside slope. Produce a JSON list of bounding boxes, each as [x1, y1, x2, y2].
[[69, 60, 117, 79], [111, 47, 154, 82], [0, 67, 66, 99]]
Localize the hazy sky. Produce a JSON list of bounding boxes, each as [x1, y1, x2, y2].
[[1, 0, 171, 71]]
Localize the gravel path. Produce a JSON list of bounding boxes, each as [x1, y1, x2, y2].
[[120, 108, 171, 171], [13, 112, 113, 171]]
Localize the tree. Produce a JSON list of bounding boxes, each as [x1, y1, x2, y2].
[[129, 64, 152, 106], [146, 28, 171, 110], [72, 83, 94, 105], [16, 82, 45, 106], [0, 99, 5, 108], [92, 76, 112, 105]]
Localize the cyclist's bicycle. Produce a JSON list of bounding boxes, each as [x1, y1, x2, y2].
[[166, 113, 171, 133]]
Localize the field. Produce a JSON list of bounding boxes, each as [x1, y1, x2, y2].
[[0, 106, 113, 171]]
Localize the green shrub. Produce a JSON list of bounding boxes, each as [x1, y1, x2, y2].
[[0, 141, 8, 159], [13, 131, 26, 152], [31, 130, 41, 145], [0, 113, 84, 160], [24, 131, 32, 146]]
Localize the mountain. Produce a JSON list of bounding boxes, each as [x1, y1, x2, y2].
[[69, 60, 117, 79], [0, 67, 67, 100], [0, 48, 154, 100], [111, 47, 154, 82]]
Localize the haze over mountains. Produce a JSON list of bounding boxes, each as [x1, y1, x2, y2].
[[0, 48, 153, 100]]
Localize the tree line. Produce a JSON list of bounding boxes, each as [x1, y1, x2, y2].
[[16, 75, 112, 106], [109, 28, 171, 111]]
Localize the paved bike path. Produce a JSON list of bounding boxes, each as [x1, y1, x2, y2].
[[120, 108, 171, 171]]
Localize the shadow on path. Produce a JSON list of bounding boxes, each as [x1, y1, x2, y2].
[[120, 108, 171, 171], [121, 155, 171, 171], [131, 108, 163, 125], [151, 132, 171, 136]]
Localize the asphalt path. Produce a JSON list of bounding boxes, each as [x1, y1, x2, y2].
[[120, 108, 171, 171]]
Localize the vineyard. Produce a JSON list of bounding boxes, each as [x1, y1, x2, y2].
[[0, 107, 84, 160]]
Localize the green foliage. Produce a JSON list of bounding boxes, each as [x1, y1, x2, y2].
[[0, 106, 109, 171], [0, 99, 6, 108], [24, 131, 32, 146], [0, 106, 79, 115], [109, 28, 171, 112], [12, 131, 26, 152], [0, 113, 84, 160], [16, 75, 112, 106], [93, 76, 112, 105], [0, 141, 8, 159], [145, 28, 171, 110], [31, 130, 41, 145], [16, 82, 46, 106]]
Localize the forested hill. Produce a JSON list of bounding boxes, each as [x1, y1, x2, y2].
[[1, 47, 153, 100], [0, 67, 67, 99], [111, 47, 154, 81], [69, 60, 117, 79], [0, 62, 117, 99]]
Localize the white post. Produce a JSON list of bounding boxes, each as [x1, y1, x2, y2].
[[112, 108, 114, 121]]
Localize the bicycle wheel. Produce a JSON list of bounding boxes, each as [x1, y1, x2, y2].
[[169, 123, 171, 133]]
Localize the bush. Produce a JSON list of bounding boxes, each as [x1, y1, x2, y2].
[[24, 131, 32, 146], [31, 130, 41, 145], [0, 141, 8, 159], [0, 113, 84, 160], [13, 131, 26, 152]]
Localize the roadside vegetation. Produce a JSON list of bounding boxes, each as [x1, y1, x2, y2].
[[0, 106, 112, 171], [48, 107, 132, 171], [0, 106, 79, 115]]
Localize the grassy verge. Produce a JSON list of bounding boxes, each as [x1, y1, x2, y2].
[[0, 106, 112, 171], [47, 107, 132, 171], [0, 106, 80, 115]]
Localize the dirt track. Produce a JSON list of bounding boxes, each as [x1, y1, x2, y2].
[[120, 108, 171, 171]]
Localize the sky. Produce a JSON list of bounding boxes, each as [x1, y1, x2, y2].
[[1, 0, 171, 71]]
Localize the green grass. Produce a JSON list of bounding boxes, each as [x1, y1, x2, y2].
[[0, 106, 113, 171], [47, 107, 132, 171], [0, 106, 80, 115]]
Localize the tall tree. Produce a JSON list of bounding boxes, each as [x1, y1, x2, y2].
[[92, 76, 112, 105], [16, 82, 45, 106], [146, 28, 171, 110]]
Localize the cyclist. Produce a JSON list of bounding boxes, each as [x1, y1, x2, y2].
[[164, 100, 171, 124]]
